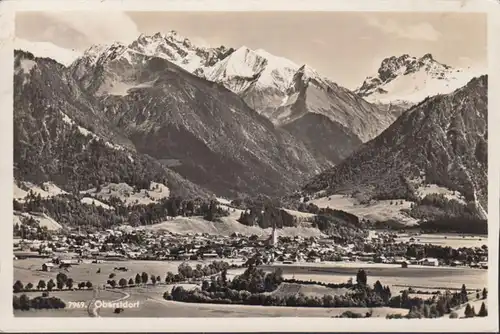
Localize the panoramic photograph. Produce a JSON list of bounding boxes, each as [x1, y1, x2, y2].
[[12, 10, 489, 319]]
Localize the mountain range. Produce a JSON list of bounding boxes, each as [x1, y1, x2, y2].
[[13, 31, 487, 227], [305, 75, 488, 218], [355, 53, 480, 106]]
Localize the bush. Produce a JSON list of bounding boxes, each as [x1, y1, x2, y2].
[[449, 312, 458, 318]]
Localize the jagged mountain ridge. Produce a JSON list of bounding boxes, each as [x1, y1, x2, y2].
[[77, 31, 234, 79], [304, 75, 488, 214], [14, 50, 212, 199], [202, 45, 402, 143], [69, 46, 332, 197], [72, 35, 405, 165], [356, 53, 480, 105]]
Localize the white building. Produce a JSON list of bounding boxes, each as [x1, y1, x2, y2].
[[420, 258, 439, 266]]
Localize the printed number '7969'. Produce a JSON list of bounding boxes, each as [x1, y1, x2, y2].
[[68, 301, 88, 308]]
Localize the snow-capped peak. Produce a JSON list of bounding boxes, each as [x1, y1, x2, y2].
[[75, 32, 234, 76], [14, 38, 81, 67], [356, 53, 482, 104], [205, 45, 299, 94]]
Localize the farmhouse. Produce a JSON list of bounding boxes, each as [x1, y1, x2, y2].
[[419, 258, 439, 266]]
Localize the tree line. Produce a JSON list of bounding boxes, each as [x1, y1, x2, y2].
[[13, 294, 66, 311], [14, 191, 230, 231], [104, 261, 230, 289], [13, 272, 92, 293]]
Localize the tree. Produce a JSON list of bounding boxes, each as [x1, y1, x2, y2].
[[128, 278, 134, 286], [156, 275, 161, 283], [85, 281, 93, 289], [482, 288, 487, 299], [37, 279, 46, 291], [19, 294, 30, 311], [78, 282, 86, 289], [56, 272, 68, 285], [25, 282, 34, 291], [135, 274, 142, 285], [464, 303, 475, 318], [119, 278, 127, 288], [141, 272, 148, 284], [151, 275, 157, 285], [165, 272, 175, 284], [356, 269, 367, 286], [108, 280, 117, 288], [109, 273, 116, 279], [47, 279, 55, 291], [478, 302, 488, 317], [461, 284, 468, 302], [66, 278, 74, 290], [13, 280, 24, 293], [57, 280, 65, 290]]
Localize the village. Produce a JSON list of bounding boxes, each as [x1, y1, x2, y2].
[[13, 221, 488, 272]]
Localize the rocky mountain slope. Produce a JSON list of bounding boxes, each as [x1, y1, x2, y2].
[[14, 50, 211, 199], [72, 34, 406, 162], [204, 46, 402, 143], [304, 75, 488, 217], [68, 45, 331, 197], [356, 54, 480, 105]]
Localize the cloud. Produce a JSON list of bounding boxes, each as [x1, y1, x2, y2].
[[37, 12, 140, 49], [366, 17, 441, 41]]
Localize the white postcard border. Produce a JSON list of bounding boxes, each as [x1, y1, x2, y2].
[[0, 0, 498, 332]]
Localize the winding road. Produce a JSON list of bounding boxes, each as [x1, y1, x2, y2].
[[87, 286, 131, 317]]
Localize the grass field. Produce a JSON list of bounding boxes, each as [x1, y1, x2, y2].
[[395, 233, 488, 248], [96, 285, 409, 318], [268, 282, 349, 298], [309, 195, 418, 225], [259, 263, 487, 291], [13, 258, 216, 287], [143, 216, 323, 237], [14, 259, 487, 317]]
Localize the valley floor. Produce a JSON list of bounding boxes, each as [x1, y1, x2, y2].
[[13, 258, 487, 318]]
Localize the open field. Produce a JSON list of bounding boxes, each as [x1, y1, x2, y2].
[[142, 216, 324, 237], [308, 195, 418, 225], [454, 299, 488, 318], [269, 282, 349, 298], [96, 286, 409, 318], [259, 262, 487, 291], [13, 258, 217, 286], [395, 233, 488, 248]]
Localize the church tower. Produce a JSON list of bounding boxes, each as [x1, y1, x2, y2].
[[270, 220, 278, 246]]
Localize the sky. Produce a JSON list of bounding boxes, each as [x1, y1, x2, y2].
[[15, 11, 487, 89]]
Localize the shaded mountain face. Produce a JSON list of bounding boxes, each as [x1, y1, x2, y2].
[[205, 46, 401, 143], [70, 35, 408, 168], [356, 54, 481, 105], [304, 75, 488, 214], [14, 50, 211, 199], [68, 47, 331, 197]]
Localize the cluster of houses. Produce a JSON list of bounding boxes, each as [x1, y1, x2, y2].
[[13, 225, 488, 270]]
